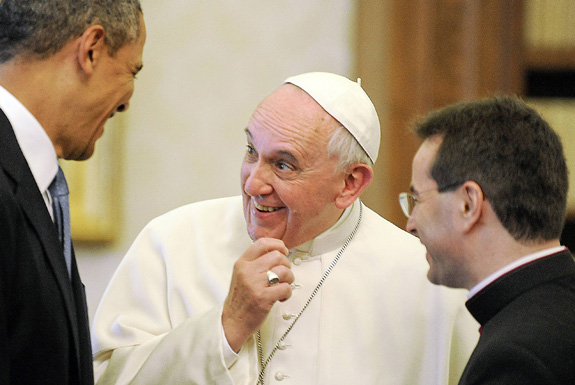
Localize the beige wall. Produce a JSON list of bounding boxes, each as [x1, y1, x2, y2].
[[76, 0, 357, 322]]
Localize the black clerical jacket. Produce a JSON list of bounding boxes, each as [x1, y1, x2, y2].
[[459, 249, 575, 385]]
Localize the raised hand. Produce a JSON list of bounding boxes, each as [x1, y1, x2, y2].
[[222, 238, 294, 352]]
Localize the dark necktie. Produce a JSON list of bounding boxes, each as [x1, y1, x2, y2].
[[48, 166, 72, 278]]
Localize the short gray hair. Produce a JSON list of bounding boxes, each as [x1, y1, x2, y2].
[[0, 0, 142, 63], [327, 125, 373, 171]]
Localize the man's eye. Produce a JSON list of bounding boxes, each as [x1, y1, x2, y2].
[[276, 162, 293, 171], [246, 145, 256, 155]]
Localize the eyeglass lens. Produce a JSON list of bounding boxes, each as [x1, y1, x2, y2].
[[398, 193, 415, 218]]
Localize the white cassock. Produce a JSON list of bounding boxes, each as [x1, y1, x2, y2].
[[92, 196, 479, 384]]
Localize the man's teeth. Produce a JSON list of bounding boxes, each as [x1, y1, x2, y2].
[[255, 202, 280, 212]]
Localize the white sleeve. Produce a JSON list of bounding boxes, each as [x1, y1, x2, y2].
[[91, 218, 258, 385], [222, 324, 241, 368]]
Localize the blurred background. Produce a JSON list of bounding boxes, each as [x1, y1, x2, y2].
[[68, 0, 575, 322]]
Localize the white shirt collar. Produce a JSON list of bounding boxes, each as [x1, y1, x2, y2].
[[467, 245, 567, 299], [0, 85, 58, 194]]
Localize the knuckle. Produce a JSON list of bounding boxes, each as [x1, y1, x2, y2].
[[257, 237, 273, 249], [271, 251, 290, 265]]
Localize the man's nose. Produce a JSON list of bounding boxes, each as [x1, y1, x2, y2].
[[116, 102, 130, 113], [243, 162, 273, 196], [406, 216, 418, 236]]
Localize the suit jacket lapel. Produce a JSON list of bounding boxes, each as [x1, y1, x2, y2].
[[0, 108, 81, 362]]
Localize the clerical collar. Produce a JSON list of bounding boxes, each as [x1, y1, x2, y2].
[[467, 245, 568, 299], [289, 199, 361, 257]]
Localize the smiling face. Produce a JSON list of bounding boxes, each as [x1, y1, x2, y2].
[[241, 84, 347, 249], [406, 136, 468, 288], [61, 14, 146, 160]]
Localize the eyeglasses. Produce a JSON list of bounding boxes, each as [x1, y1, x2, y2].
[[398, 182, 462, 218]]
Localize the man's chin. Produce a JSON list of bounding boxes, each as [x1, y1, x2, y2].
[[61, 145, 95, 161], [425, 257, 442, 286], [426, 270, 442, 286], [73, 144, 96, 161], [247, 226, 279, 242]]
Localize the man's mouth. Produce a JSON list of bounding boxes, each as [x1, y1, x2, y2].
[[254, 202, 281, 212]]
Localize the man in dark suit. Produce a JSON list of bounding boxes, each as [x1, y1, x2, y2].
[[401, 96, 575, 384], [0, 1, 146, 383]]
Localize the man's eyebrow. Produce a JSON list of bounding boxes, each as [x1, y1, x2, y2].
[[242, 128, 299, 166], [277, 150, 298, 165]]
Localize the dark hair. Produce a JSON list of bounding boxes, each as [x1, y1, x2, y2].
[[0, 0, 142, 63], [412, 96, 568, 242]]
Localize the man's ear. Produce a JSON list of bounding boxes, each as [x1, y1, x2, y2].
[[77, 25, 106, 75], [458, 181, 484, 234], [334, 163, 374, 209]]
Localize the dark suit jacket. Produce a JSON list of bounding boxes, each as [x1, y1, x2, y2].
[[459, 249, 575, 385], [0, 109, 93, 384]]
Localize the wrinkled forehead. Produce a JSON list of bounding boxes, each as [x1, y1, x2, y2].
[[248, 84, 339, 140]]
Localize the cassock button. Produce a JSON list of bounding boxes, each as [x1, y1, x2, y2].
[[282, 312, 296, 320], [275, 371, 290, 381], [277, 341, 291, 350], [293, 257, 302, 266]]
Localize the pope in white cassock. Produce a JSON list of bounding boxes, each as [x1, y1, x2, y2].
[[91, 72, 479, 384]]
